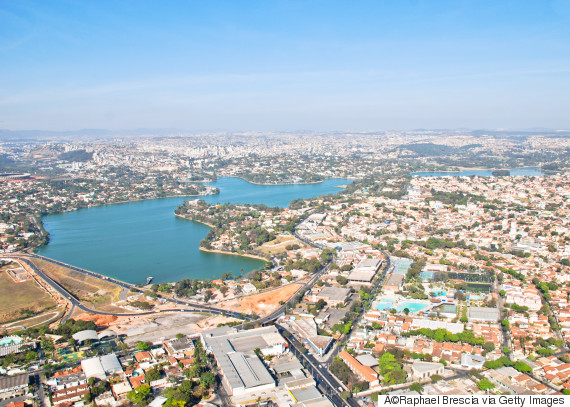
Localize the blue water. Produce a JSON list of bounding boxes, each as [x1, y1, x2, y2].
[[430, 290, 446, 297], [0, 336, 22, 346], [36, 177, 351, 284], [374, 298, 428, 313], [396, 302, 429, 313], [411, 167, 543, 177], [374, 299, 394, 311]]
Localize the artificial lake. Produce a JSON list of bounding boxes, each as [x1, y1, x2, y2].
[[36, 177, 351, 284]]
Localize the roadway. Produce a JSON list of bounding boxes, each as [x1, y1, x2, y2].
[[9, 253, 240, 318], [278, 323, 357, 407], [5, 250, 327, 326], [15, 221, 350, 405], [8, 256, 159, 317]]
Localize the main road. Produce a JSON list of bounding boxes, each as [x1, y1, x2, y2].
[[4, 254, 234, 319], [6, 250, 327, 324]]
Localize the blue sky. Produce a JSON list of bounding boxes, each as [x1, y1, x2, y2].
[[1, 0, 569, 131]]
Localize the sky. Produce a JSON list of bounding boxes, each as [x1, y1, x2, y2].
[[1, 0, 569, 132]]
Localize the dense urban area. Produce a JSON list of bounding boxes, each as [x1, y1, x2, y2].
[[1, 130, 570, 407]]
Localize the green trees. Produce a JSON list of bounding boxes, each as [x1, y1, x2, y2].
[[514, 361, 532, 373], [129, 300, 152, 310], [127, 384, 151, 404], [336, 276, 348, 285], [136, 341, 152, 351], [484, 356, 512, 369], [145, 367, 162, 382], [200, 372, 216, 389], [403, 328, 485, 345], [378, 352, 407, 385], [409, 382, 423, 394], [477, 379, 495, 391], [483, 342, 496, 352]]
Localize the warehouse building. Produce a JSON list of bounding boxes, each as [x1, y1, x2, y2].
[[0, 374, 30, 400], [81, 354, 122, 380], [201, 326, 286, 396]]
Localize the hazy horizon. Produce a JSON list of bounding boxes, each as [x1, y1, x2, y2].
[[2, 0, 569, 131]]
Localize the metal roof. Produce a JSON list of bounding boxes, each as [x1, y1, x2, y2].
[[314, 286, 350, 302], [100, 354, 122, 374], [0, 374, 29, 391], [81, 357, 106, 379], [348, 270, 375, 282], [72, 330, 99, 342], [227, 351, 274, 389], [469, 306, 499, 321]]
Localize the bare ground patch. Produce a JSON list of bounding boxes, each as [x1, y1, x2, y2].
[[217, 283, 303, 316], [27, 257, 126, 312]]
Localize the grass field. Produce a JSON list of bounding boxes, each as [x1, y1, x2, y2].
[[0, 263, 57, 324], [28, 258, 126, 313]]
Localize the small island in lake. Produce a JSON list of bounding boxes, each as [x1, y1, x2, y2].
[[491, 169, 511, 177]]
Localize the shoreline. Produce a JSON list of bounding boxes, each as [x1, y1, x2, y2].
[[33, 191, 220, 253], [104, 190, 219, 206], [238, 177, 325, 186], [175, 213, 269, 262], [199, 247, 269, 262], [174, 213, 215, 228]]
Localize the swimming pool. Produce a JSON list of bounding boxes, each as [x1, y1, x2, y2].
[[396, 302, 429, 313], [430, 290, 446, 297], [0, 336, 22, 346], [374, 298, 394, 310], [374, 298, 429, 313]]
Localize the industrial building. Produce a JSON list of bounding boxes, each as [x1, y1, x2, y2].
[[201, 326, 286, 396], [307, 286, 350, 306], [0, 374, 30, 400], [81, 354, 123, 380], [347, 258, 383, 285]]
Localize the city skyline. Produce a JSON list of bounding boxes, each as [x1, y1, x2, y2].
[[1, 0, 570, 131]]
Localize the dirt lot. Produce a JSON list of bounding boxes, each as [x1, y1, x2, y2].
[[0, 262, 57, 324], [257, 236, 303, 256], [76, 314, 118, 329], [28, 257, 126, 313], [217, 283, 303, 316], [121, 312, 210, 344]]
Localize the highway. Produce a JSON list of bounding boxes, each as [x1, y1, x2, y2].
[[10, 253, 241, 318], [3, 248, 327, 325]]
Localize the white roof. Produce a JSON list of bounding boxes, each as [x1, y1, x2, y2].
[[72, 330, 99, 342], [100, 354, 122, 374], [148, 396, 168, 407], [81, 357, 106, 379]]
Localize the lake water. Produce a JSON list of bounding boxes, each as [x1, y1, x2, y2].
[[36, 177, 350, 284], [411, 167, 543, 177]]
